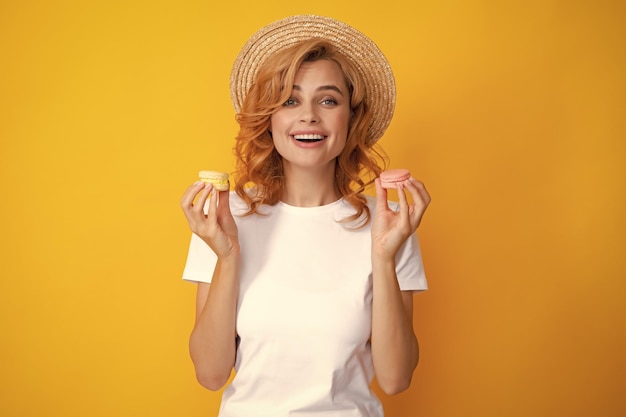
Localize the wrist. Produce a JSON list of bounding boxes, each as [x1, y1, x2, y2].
[[217, 249, 241, 266], [371, 252, 395, 270]]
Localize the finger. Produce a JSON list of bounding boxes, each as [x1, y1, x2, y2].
[[216, 189, 232, 218], [192, 182, 213, 217], [404, 179, 430, 227], [182, 183, 209, 230], [206, 183, 218, 218], [406, 178, 431, 208], [192, 184, 215, 236], [374, 178, 390, 212], [396, 181, 410, 225], [180, 181, 206, 211]]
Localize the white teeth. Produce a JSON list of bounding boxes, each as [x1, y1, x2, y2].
[[293, 134, 324, 140]]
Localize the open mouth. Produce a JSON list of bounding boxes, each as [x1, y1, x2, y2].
[[293, 134, 325, 143]]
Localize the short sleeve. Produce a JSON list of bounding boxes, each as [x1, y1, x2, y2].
[[395, 232, 428, 292], [181, 233, 217, 284]]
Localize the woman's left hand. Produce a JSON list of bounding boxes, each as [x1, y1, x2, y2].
[[372, 177, 431, 259]]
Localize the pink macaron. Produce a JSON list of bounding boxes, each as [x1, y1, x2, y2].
[[379, 169, 411, 189]]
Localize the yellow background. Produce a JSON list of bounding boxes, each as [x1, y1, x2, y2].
[[1, 0, 624, 416]]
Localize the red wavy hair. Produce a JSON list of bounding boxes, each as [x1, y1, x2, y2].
[[233, 39, 388, 225]]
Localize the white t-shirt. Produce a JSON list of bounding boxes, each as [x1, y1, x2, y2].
[[182, 193, 428, 417]]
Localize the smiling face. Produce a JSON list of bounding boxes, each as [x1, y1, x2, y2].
[[270, 59, 351, 174]]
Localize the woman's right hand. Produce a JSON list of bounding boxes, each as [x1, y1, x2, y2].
[[180, 181, 240, 260]]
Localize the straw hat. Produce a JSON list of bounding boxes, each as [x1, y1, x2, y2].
[[229, 15, 396, 144]]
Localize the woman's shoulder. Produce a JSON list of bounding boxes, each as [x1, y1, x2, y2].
[[228, 190, 252, 216], [228, 187, 274, 217]]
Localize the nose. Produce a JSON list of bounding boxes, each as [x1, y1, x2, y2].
[[299, 102, 319, 124]]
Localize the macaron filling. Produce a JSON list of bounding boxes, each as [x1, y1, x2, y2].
[[379, 169, 411, 189], [198, 170, 230, 191]]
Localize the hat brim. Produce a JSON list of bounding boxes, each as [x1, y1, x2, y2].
[[229, 15, 396, 144]]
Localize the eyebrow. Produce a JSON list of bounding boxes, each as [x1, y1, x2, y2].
[[292, 84, 345, 96]]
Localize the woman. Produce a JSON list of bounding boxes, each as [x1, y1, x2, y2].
[[181, 15, 431, 417]]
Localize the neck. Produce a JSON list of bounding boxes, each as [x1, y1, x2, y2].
[[280, 163, 340, 207]]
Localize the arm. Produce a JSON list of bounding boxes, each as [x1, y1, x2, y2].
[[190, 255, 239, 390], [181, 181, 240, 390], [371, 258, 418, 395], [370, 177, 430, 395]]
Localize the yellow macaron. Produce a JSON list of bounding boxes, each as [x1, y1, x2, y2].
[[198, 170, 230, 191]]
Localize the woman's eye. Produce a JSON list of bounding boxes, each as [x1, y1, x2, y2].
[[283, 98, 297, 106], [321, 98, 337, 105]]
